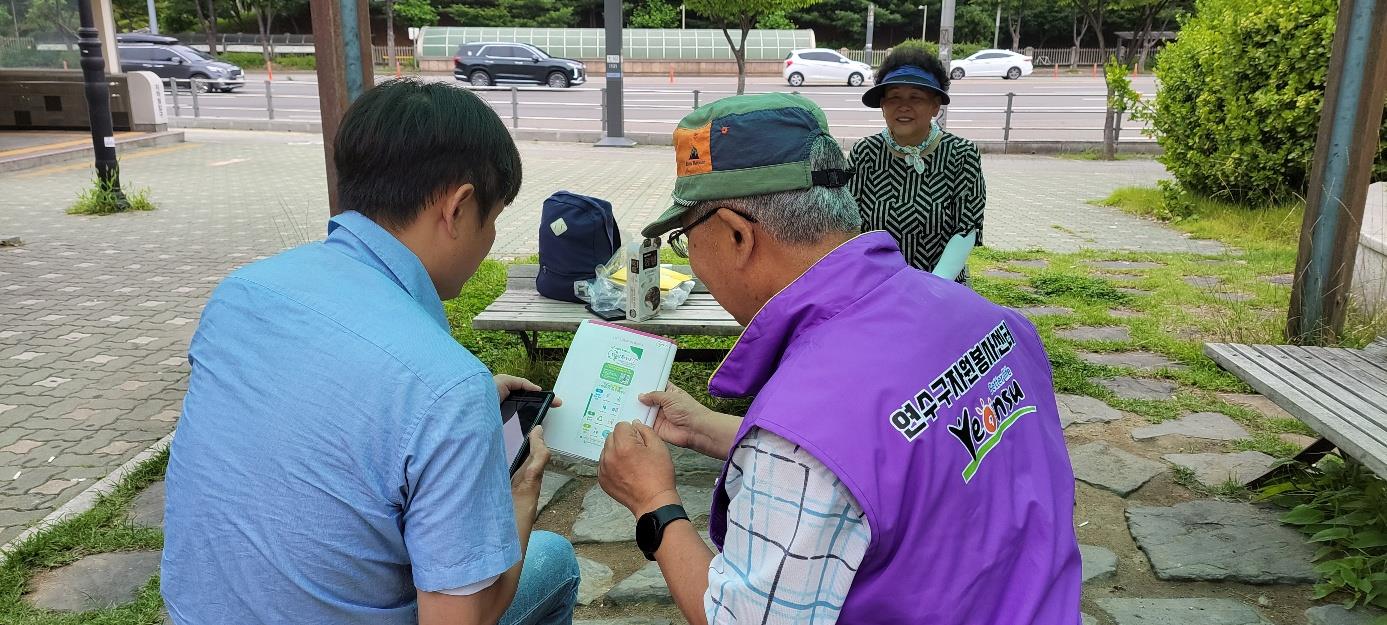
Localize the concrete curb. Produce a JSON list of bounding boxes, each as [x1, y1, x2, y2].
[[0, 131, 187, 174], [0, 433, 174, 563]]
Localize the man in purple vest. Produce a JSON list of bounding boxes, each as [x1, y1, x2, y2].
[[597, 93, 1082, 625]]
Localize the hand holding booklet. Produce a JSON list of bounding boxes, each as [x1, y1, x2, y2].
[[542, 320, 678, 463]]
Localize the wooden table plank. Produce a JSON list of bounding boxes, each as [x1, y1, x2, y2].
[[1296, 347, 1387, 407], [1205, 343, 1387, 479], [1259, 346, 1387, 434]]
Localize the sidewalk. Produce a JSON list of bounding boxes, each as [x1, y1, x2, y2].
[[0, 131, 1218, 546]]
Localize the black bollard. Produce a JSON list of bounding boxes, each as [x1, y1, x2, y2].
[[76, 0, 128, 208]]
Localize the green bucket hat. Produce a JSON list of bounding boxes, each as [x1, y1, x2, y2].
[[641, 93, 852, 239]]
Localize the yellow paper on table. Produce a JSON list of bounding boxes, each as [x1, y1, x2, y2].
[[609, 266, 693, 291]]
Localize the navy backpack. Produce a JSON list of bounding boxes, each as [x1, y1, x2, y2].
[[537, 191, 622, 303]]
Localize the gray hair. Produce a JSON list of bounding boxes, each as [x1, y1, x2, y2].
[[689, 134, 862, 245]]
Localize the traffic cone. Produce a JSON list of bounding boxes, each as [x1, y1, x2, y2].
[[267, 60, 275, 82], [669, 65, 675, 84]]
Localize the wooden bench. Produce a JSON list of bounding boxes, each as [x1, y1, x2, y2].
[[1204, 339, 1387, 483], [472, 265, 742, 362]]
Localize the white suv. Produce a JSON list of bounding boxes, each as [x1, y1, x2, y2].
[[949, 49, 1034, 80], [784, 49, 873, 87]]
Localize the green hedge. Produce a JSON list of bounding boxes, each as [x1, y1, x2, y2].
[[0, 46, 80, 69], [1150, 0, 1387, 202], [218, 52, 316, 70]]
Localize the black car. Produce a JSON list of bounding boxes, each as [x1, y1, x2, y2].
[[116, 34, 245, 92], [453, 42, 586, 89]]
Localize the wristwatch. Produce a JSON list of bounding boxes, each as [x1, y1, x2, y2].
[[636, 504, 689, 561]]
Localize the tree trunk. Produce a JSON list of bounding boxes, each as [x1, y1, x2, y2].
[[208, 0, 219, 55], [720, 24, 749, 95], [1093, 16, 1116, 160], [386, 0, 396, 69], [1009, 16, 1021, 51], [256, 3, 271, 66]]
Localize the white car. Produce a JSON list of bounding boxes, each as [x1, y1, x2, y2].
[[949, 49, 1034, 80], [784, 48, 874, 87]]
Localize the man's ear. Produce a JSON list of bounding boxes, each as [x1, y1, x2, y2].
[[718, 209, 757, 269], [439, 184, 477, 239]]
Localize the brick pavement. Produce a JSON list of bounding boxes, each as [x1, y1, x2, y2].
[[0, 130, 1218, 545]]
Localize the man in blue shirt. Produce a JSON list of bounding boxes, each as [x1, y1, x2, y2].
[[161, 80, 579, 625]]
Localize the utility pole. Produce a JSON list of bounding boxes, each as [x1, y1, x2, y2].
[[919, 4, 928, 40], [993, 3, 1001, 49], [865, 3, 875, 65], [1287, 0, 1387, 344], [938, 0, 955, 128], [11, 0, 21, 37], [146, 0, 158, 33], [309, 0, 374, 215], [597, 0, 636, 147], [681, 4, 686, 28], [76, 0, 127, 208]]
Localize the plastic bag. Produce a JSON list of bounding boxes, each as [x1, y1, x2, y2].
[[575, 248, 695, 314]]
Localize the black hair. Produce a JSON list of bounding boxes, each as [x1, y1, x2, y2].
[[333, 79, 522, 230], [874, 47, 951, 93]]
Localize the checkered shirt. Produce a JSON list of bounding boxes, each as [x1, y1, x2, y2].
[[704, 427, 872, 625]]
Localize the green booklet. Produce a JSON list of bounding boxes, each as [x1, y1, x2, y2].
[[542, 320, 678, 463]]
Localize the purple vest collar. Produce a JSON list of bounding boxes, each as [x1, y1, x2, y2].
[[709, 231, 906, 400]]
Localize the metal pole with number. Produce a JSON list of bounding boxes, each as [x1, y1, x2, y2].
[[146, 0, 158, 33], [865, 3, 875, 65], [919, 5, 928, 40], [596, 0, 636, 147], [77, 0, 127, 206]]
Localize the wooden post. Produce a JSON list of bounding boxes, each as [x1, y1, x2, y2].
[[1287, 0, 1387, 345], [310, 0, 374, 216]]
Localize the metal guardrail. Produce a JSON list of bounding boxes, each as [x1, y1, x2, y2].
[[161, 79, 1149, 145]]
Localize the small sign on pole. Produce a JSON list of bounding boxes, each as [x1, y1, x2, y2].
[[408, 27, 420, 41]]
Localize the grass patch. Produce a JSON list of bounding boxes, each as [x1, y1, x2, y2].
[[0, 449, 168, 625], [1057, 148, 1156, 161], [68, 181, 155, 216]]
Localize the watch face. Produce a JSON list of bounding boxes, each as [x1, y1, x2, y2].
[[636, 512, 660, 553]]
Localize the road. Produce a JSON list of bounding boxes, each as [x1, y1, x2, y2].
[[165, 73, 1159, 143]]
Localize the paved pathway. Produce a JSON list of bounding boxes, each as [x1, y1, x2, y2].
[[0, 130, 1215, 545]]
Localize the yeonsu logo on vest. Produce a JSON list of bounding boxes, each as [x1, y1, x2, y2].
[[885, 320, 1037, 482]]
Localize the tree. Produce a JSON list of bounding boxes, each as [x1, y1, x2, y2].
[[630, 0, 679, 28], [687, 0, 818, 94], [377, 0, 435, 70], [1068, 6, 1088, 68], [442, 0, 575, 27], [756, 11, 795, 28]]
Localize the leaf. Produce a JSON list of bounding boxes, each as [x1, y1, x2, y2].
[[1315, 583, 1340, 599], [1349, 531, 1387, 549], [1283, 505, 1327, 525], [1313, 527, 1354, 542], [1314, 546, 1341, 562], [1327, 511, 1376, 526]]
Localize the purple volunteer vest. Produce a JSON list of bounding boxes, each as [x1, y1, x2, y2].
[[707, 232, 1081, 625]]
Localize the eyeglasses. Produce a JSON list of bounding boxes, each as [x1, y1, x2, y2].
[[667, 207, 759, 258]]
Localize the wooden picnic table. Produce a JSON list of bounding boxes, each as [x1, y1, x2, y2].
[[473, 265, 742, 362], [1204, 339, 1387, 483]]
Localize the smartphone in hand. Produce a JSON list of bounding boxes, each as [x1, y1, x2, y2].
[[500, 390, 555, 475]]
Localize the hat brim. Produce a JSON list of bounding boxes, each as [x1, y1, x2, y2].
[[642, 202, 689, 239], [862, 80, 950, 108]]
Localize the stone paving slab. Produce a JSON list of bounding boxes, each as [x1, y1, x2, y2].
[[1097, 377, 1179, 401], [0, 134, 1217, 543], [23, 550, 162, 612], [128, 480, 165, 528], [1132, 412, 1249, 442], [1126, 500, 1318, 584], [1058, 326, 1133, 342], [1097, 598, 1272, 625], [1163, 451, 1276, 486], [1069, 442, 1166, 496], [1077, 351, 1186, 372], [1057, 394, 1122, 429], [576, 556, 615, 605], [1080, 544, 1117, 584], [1306, 605, 1387, 625], [572, 485, 714, 543]]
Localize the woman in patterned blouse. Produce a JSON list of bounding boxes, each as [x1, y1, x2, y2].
[[849, 47, 986, 282]]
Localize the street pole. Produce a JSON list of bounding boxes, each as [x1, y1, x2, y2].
[[993, 3, 1001, 49], [865, 3, 875, 65], [681, 5, 686, 29], [10, 0, 19, 38], [146, 0, 158, 33], [309, 0, 374, 214], [1287, 0, 1387, 345], [919, 5, 928, 40], [938, 0, 955, 128], [76, 0, 127, 207], [596, 0, 636, 147]]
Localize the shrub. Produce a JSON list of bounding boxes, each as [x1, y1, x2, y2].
[[218, 52, 316, 70], [893, 38, 939, 58], [1150, 0, 1387, 202], [69, 179, 155, 215]]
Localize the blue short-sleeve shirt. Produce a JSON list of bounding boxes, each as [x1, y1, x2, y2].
[[161, 211, 519, 625]]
